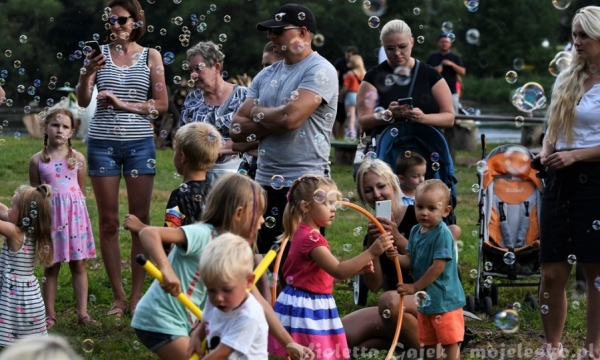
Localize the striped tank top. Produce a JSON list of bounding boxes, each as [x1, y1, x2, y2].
[[88, 44, 153, 141]]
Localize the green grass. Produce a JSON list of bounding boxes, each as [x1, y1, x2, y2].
[[0, 136, 588, 359]]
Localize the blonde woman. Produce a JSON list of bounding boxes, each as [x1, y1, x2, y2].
[[534, 6, 600, 360], [342, 54, 366, 136]]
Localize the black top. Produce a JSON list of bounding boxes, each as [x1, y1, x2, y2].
[[363, 205, 418, 291], [363, 61, 443, 136], [164, 180, 210, 227], [425, 52, 463, 94]]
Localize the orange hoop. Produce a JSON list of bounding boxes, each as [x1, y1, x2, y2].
[[270, 201, 403, 360]]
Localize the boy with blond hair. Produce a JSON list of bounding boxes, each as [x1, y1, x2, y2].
[[125, 122, 222, 250], [393, 179, 465, 360], [196, 233, 268, 359]]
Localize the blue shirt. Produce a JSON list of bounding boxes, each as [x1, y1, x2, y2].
[[401, 194, 415, 205], [406, 221, 465, 314]]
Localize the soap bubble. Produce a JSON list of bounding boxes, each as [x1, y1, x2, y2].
[[503, 252, 516, 265], [82, 339, 94, 353], [494, 309, 520, 333], [567, 254, 576, 265], [265, 216, 276, 229], [414, 291, 431, 307], [540, 305, 549, 314]]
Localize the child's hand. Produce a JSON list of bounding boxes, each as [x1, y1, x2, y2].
[[368, 232, 394, 257], [385, 245, 398, 260], [397, 283, 416, 296], [123, 214, 146, 234], [286, 342, 315, 360], [160, 266, 182, 296], [356, 261, 374, 275], [187, 322, 207, 359]]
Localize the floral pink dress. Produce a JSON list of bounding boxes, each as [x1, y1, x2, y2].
[[38, 151, 96, 263]]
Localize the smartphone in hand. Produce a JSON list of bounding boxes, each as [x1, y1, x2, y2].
[[397, 97, 413, 109], [376, 200, 392, 221], [85, 41, 106, 65]]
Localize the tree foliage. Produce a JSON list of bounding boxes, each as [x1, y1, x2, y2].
[[1, 0, 599, 108]]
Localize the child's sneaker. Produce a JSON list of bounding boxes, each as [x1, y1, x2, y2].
[[533, 343, 564, 360]]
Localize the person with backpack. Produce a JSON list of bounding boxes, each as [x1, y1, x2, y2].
[[357, 19, 454, 137]]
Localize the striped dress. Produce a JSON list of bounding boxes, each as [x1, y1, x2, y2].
[[268, 223, 349, 360], [87, 44, 153, 141], [0, 237, 47, 345]]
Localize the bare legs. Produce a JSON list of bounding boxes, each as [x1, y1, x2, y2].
[[342, 291, 419, 354], [124, 174, 154, 310], [154, 337, 189, 360], [582, 263, 600, 357], [91, 174, 154, 313], [91, 176, 126, 309], [43, 264, 60, 320], [70, 260, 90, 317], [538, 261, 571, 347]]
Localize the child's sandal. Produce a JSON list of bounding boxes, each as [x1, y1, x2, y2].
[[77, 314, 100, 326], [46, 315, 57, 330], [107, 301, 127, 318]]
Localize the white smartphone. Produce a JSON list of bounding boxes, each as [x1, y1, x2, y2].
[[375, 200, 392, 221]]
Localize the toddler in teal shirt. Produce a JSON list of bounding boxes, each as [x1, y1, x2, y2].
[[391, 179, 465, 360]]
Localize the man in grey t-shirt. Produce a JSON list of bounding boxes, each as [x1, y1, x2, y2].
[[231, 3, 337, 254]]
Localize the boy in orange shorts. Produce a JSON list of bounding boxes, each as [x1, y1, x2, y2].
[[392, 179, 465, 359]]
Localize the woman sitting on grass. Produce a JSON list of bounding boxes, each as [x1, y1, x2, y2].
[[342, 159, 462, 355]]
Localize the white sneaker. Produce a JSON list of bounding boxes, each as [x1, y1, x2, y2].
[[533, 343, 564, 360]]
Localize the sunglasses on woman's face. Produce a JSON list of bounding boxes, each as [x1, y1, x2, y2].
[[109, 15, 133, 25]]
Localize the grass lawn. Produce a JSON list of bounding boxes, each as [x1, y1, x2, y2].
[[0, 135, 588, 359]]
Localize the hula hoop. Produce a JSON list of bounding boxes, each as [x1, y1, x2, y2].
[[270, 201, 404, 360]]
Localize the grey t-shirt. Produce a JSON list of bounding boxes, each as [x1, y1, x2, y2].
[[248, 51, 338, 186]]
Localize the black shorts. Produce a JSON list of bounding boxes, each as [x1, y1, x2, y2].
[[335, 100, 346, 124], [134, 328, 183, 352], [539, 161, 600, 263]]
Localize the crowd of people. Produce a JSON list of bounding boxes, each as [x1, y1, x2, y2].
[[1, 1, 600, 359]]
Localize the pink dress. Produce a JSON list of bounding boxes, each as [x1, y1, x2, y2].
[[38, 151, 96, 263]]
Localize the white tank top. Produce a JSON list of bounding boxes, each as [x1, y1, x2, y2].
[[556, 84, 600, 150]]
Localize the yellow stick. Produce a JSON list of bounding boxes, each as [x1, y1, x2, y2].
[[250, 245, 279, 289]]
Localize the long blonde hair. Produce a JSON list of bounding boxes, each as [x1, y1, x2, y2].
[[348, 54, 367, 79], [355, 159, 403, 211], [546, 6, 600, 147], [13, 185, 54, 267], [200, 174, 266, 245], [280, 175, 336, 244]]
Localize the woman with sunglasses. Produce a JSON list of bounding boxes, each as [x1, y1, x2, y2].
[[76, 0, 168, 318], [179, 41, 247, 188]]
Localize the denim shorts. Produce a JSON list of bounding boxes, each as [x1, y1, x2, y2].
[[344, 92, 357, 107], [87, 137, 156, 177], [134, 328, 183, 352]]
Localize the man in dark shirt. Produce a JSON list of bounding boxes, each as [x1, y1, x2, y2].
[[426, 34, 466, 113], [333, 45, 358, 139]]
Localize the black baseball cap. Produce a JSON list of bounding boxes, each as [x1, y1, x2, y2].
[[256, 3, 317, 33]]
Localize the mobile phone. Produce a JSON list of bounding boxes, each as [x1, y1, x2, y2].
[[397, 97, 413, 109], [376, 200, 392, 221], [85, 41, 103, 58]]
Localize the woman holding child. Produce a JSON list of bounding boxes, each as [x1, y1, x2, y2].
[[343, 159, 463, 355], [179, 41, 247, 187]]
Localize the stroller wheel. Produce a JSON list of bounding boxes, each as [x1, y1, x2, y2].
[[353, 274, 368, 306], [465, 295, 476, 313], [524, 294, 538, 311], [484, 296, 494, 317]]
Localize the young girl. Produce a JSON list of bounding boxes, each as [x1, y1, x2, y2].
[[0, 185, 54, 346], [342, 54, 366, 136], [268, 175, 394, 360], [125, 174, 313, 360], [29, 108, 97, 328]]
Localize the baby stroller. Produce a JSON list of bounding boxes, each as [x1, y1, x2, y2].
[[353, 122, 458, 306], [466, 137, 542, 317]]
